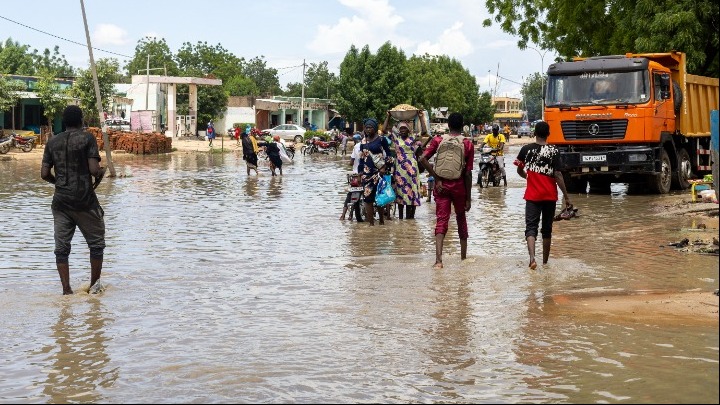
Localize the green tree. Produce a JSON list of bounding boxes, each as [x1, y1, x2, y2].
[[336, 45, 373, 123], [125, 37, 180, 80], [303, 61, 339, 99], [283, 81, 303, 97], [477, 91, 496, 125], [0, 38, 36, 75], [405, 54, 480, 124], [69, 58, 122, 127], [520, 73, 544, 122], [368, 42, 408, 120], [0, 75, 25, 128], [36, 68, 69, 134], [225, 75, 258, 97], [483, 0, 718, 76], [32, 46, 75, 77], [243, 56, 280, 96]]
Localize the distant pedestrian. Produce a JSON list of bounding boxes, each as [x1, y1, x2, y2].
[[41, 105, 106, 295], [207, 121, 216, 147], [258, 135, 284, 176], [419, 112, 474, 269], [514, 121, 572, 270], [358, 118, 392, 226], [390, 121, 422, 219], [340, 130, 349, 155]]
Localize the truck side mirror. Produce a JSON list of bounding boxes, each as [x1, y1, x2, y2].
[[659, 73, 671, 100]]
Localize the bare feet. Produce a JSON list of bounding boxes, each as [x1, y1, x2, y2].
[[529, 259, 537, 270], [339, 215, 345, 220], [433, 262, 443, 269], [62, 288, 73, 295]]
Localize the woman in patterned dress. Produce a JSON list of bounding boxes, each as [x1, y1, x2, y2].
[[358, 118, 392, 226], [391, 121, 422, 219]]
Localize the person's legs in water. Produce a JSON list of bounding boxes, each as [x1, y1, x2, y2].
[[340, 193, 351, 220], [540, 201, 556, 264], [451, 187, 469, 260], [398, 204, 404, 219], [524, 200, 542, 269], [433, 188, 451, 268], [53, 209, 75, 294], [407, 205, 416, 219]]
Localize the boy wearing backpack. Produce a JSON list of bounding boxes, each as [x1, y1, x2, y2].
[[419, 112, 475, 269]]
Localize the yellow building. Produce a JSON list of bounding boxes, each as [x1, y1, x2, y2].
[[491, 96, 526, 130]]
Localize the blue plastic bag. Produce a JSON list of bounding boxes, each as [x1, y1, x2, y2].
[[375, 174, 396, 207]]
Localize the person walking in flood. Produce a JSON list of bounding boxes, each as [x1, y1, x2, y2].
[[41, 105, 106, 295], [207, 120, 216, 147], [241, 130, 259, 175], [419, 112, 474, 269], [358, 118, 392, 226], [514, 121, 572, 270], [258, 135, 284, 176], [390, 121, 422, 219]]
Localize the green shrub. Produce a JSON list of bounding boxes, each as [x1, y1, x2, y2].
[[303, 130, 326, 141]]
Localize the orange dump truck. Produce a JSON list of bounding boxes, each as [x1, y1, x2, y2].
[[544, 52, 719, 193]]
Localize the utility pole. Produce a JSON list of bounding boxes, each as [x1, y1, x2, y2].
[[299, 59, 306, 126], [145, 54, 150, 110], [79, 0, 115, 177], [527, 46, 548, 120]]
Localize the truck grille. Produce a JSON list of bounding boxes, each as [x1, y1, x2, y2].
[[561, 120, 627, 140]]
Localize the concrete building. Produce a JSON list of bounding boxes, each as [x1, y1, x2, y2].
[[491, 96, 527, 129], [0, 74, 74, 135]]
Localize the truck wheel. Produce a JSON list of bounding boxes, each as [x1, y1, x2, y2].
[[588, 179, 611, 194], [671, 148, 692, 190], [563, 173, 587, 193], [648, 149, 672, 194]]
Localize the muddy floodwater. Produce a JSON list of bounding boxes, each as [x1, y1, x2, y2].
[[1, 145, 717, 403]]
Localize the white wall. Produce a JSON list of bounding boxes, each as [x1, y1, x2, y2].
[[217, 106, 255, 133]]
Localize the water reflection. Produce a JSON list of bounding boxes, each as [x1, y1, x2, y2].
[[0, 147, 716, 403], [41, 298, 118, 403]]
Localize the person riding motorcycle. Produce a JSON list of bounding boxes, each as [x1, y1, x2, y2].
[[481, 124, 507, 186]]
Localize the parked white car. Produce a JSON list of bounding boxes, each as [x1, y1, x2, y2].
[[517, 123, 532, 138], [104, 119, 131, 132], [262, 124, 307, 143]]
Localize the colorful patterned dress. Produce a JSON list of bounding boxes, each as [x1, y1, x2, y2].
[[392, 135, 422, 206]]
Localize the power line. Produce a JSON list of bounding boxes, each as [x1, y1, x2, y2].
[[0, 14, 132, 59]]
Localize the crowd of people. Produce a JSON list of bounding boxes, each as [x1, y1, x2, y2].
[[39, 105, 571, 295]]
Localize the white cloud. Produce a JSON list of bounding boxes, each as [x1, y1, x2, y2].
[[414, 22, 473, 58], [307, 0, 410, 54], [93, 24, 129, 46]]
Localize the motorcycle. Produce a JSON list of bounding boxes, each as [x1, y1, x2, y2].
[[4, 132, 36, 153], [303, 136, 337, 155], [345, 173, 365, 222], [0, 134, 12, 154], [477, 146, 503, 187]]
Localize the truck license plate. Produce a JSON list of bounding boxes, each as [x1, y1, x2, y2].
[[582, 155, 607, 163]]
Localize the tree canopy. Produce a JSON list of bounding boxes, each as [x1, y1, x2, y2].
[[483, 0, 719, 76], [69, 58, 122, 126], [0, 38, 74, 77]]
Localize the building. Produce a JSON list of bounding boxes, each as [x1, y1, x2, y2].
[[0, 74, 74, 134], [491, 96, 527, 129]]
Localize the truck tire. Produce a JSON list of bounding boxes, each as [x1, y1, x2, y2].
[[563, 173, 587, 193], [648, 149, 672, 194], [588, 179, 612, 194], [671, 148, 692, 190]]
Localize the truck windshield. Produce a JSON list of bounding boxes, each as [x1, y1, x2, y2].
[[545, 70, 650, 106]]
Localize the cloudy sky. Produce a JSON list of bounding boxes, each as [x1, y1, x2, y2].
[[1, 0, 556, 99]]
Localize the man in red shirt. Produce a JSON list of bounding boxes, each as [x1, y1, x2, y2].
[[419, 112, 474, 269], [514, 121, 572, 270]]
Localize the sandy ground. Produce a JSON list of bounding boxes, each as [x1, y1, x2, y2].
[[4, 134, 717, 324]]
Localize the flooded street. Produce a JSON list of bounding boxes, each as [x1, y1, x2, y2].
[[1, 145, 717, 403]]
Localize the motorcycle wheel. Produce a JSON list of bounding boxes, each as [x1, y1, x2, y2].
[[0, 143, 9, 154], [327, 147, 337, 155], [480, 168, 491, 188], [21, 142, 34, 152], [354, 200, 366, 222]]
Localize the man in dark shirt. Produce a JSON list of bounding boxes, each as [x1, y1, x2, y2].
[[41, 105, 106, 295]]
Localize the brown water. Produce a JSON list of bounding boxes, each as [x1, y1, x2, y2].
[[1, 146, 717, 403]]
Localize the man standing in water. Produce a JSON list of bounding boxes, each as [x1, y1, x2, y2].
[[514, 121, 572, 269], [41, 105, 106, 295], [419, 112, 474, 269]]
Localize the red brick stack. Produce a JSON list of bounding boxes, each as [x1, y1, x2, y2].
[[87, 127, 173, 154]]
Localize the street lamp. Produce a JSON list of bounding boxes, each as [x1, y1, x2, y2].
[[527, 46, 549, 120]]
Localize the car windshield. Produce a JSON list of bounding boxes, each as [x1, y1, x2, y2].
[[546, 70, 650, 106]]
